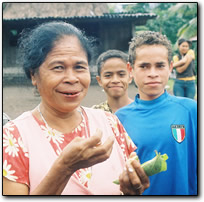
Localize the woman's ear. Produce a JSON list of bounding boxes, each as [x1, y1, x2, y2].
[[30, 71, 37, 86]]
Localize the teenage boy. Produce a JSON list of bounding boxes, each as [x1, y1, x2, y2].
[[92, 50, 133, 113], [116, 31, 197, 195]]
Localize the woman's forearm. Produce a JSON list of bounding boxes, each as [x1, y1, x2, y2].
[[176, 55, 193, 73], [173, 55, 193, 73], [173, 57, 187, 68]]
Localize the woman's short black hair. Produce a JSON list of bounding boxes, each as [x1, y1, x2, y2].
[[178, 38, 192, 46], [18, 21, 94, 79]]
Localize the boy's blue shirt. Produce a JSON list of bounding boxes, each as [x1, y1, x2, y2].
[[116, 91, 197, 195]]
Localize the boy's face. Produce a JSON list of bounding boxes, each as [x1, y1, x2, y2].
[[130, 44, 173, 101], [96, 58, 132, 99]]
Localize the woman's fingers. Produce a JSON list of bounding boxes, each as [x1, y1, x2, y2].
[[82, 128, 103, 148], [131, 160, 150, 190], [129, 152, 137, 159], [119, 168, 134, 195], [119, 160, 150, 195], [126, 162, 144, 195], [81, 128, 115, 158], [62, 129, 115, 171], [87, 135, 115, 165]]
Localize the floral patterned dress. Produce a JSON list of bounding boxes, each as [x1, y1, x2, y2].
[[3, 109, 136, 190], [92, 100, 112, 113]]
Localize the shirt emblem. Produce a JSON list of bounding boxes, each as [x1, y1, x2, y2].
[[171, 125, 185, 143]]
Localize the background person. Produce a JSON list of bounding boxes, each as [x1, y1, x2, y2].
[[116, 31, 197, 195], [92, 50, 133, 113], [3, 21, 149, 195], [173, 38, 196, 99]]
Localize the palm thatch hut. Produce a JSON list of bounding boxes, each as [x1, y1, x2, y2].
[[3, 2, 156, 84]]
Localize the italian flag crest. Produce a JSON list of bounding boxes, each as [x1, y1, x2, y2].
[[171, 125, 185, 143]]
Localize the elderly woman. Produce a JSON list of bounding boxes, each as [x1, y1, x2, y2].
[[3, 21, 149, 195]]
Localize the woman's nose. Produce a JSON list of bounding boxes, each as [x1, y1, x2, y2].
[[63, 69, 79, 84]]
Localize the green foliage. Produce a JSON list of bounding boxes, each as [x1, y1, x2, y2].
[[177, 18, 197, 39], [118, 3, 197, 47], [122, 3, 151, 13]]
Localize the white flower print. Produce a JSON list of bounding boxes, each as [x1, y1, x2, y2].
[[4, 121, 15, 131], [40, 125, 64, 144], [56, 149, 62, 156], [3, 129, 19, 157], [125, 132, 136, 149], [120, 137, 125, 142], [74, 124, 82, 133], [18, 137, 29, 158], [3, 160, 18, 181], [79, 168, 92, 187], [74, 122, 85, 133], [108, 115, 120, 136]]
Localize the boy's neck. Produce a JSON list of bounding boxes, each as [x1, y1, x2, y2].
[[107, 94, 133, 113]]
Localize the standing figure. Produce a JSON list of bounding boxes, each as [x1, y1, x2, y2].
[[3, 21, 149, 195], [93, 50, 133, 113], [173, 38, 196, 99], [116, 31, 197, 195]]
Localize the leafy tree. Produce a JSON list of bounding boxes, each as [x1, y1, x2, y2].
[[168, 3, 197, 39], [117, 2, 197, 47], [122, 3, 150, 13]]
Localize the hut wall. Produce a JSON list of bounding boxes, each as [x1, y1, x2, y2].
[[99, 21, 132, 53], [3, 25, 18, 68]]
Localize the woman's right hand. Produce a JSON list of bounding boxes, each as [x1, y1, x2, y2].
[[58, 128, 115, 175], [29, 129, 115, 195]]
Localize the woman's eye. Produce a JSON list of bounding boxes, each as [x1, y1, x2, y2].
[[75, 66, 87, 70], [104, 74, 111, 78], [53, 66, 64, 70]]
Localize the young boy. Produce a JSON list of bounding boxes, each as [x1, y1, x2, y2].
[[116, 31, 197, 195], [92, 50, 133, 113]]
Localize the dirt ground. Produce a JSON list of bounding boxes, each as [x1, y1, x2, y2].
[[3, 84, 140, 120]]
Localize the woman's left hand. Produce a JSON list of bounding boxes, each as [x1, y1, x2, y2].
[[119, 157, 150, 195]]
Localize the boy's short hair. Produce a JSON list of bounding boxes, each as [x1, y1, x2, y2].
[[96, 49, 128, 76], [128, 31, 173, 66]]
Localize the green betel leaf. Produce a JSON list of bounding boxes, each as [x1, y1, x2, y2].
[[113, 151, 168, 184], [142, 151, 168, 176]]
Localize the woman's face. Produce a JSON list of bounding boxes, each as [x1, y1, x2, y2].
[[179, 41, 190, 55], [31, 36, 91, 113]]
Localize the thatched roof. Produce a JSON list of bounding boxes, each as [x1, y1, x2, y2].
[[3, 3, 109, 20]]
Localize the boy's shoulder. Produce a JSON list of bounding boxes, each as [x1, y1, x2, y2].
[[92, 101, 112, 113], [169, 93, 196, 104], [168, 94, 197, 112]]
